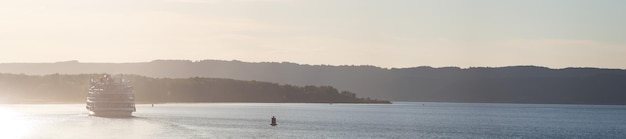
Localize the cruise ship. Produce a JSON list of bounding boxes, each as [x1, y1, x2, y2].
[[86, 74, 136, 117]]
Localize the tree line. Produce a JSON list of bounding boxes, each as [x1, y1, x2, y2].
[[0, 73, 390, 104]]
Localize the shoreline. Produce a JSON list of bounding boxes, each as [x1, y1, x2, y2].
[[0, 101, 392, 104]]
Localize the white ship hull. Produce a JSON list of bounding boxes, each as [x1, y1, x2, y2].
[[89, 110, 133, 117], [88, 107, 135, 117]]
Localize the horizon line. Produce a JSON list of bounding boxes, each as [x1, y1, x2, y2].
[[0, 59, 623, 70]]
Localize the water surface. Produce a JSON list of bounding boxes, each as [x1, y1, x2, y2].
[[2, 102, 625, 138]]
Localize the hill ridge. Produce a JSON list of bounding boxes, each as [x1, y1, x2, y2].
[[2, 59, 626, 104]]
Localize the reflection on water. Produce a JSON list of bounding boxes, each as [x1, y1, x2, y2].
[[0, 107, 35, 139], [24, 115, 160, 139], [1, 104, 161, 139]]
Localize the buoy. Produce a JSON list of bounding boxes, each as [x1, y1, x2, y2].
[[271, 116, 277, 126]]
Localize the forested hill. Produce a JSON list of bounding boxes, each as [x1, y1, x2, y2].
[[0, 73, 389, 103], [1, 60, 626, 104]]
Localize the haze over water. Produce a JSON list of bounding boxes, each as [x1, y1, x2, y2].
[[2, 102, 625, 138], [2, 0, 625, 138]]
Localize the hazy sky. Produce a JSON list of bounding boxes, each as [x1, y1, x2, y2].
[[1, 0, 625, 68]]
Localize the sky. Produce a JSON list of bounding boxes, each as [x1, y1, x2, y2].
[[0, 0, 625, 69]]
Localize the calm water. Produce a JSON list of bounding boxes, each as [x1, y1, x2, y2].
[[1, 102, 625, 139]]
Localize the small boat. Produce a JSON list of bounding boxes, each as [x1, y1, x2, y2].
[[86, 74, 136, 117]]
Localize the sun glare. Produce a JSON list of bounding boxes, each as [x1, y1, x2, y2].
[[0, 107, 34, 139]]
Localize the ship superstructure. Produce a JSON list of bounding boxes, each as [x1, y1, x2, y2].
[[86, 74, 135, 116]]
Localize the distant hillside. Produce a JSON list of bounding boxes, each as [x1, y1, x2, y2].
[[1, 60, 626, 104], [0, 73, 388, 103]]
